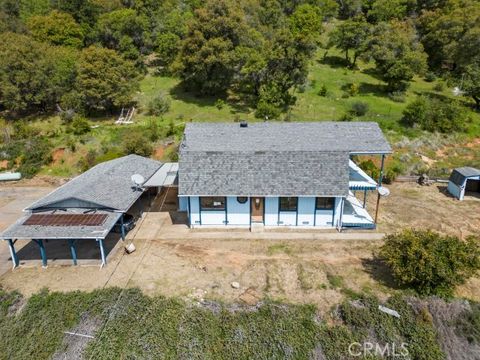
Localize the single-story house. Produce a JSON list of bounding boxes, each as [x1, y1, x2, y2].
[[1, 155, 163, 268], [177, 122, 392, 230], [448, 167, 480, 200]]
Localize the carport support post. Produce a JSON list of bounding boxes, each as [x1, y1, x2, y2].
[[68, 239, 77, 265], [33, 239, 47, 268], [97, 238, 106, 267], [120, 214, 126, 241], [7, 239, 19, 268]]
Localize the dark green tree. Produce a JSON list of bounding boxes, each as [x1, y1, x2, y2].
[[366, 20, 427, 91], [27, 10, 84, 48], [328, 15, 370, 67], [175, 0, 254, 95], [0, 33, 77, 114], [75, 46, 139, 113], [95, 8, 149, 61]]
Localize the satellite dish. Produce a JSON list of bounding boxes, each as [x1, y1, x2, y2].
[[377, 186, 390, 197], [131, 174, 145, 188]]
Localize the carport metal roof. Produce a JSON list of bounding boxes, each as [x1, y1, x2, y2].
[[0, 210, 122, 240]]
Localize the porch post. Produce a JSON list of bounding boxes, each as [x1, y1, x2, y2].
[[33, 239, 47, 268], [120, 214, 126, 241], [337, 197, 345, 232], [375, 154, 386, 225], [7, 239, 19, 268], [378, 154, 385, 186], [68, 239, 77, 265], [363, 189, 367, 208], [97, 238, 106, 267]]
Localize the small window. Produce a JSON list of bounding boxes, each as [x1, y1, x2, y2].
[[237, 197, 248, 204], [200, 197, 225, 211], [279, 197, 297, 211], [316, 197, 334, 210]]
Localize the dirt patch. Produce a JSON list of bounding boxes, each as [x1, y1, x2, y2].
[[52, 313, 101, 360], [0, 175, 68, 188], [0, 160, 8, 169], [374, 182, 480, 238], [52, 148, 65, 165]]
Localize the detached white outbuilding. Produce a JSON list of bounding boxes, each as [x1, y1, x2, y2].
[[447, 167, 480, 200]]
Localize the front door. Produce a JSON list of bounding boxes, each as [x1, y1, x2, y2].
[[251, 197, 264, 223]]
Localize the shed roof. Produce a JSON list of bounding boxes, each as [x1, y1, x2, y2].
[[181, 122, 392, 154], [27, 155, 162, 212], [179, 151, 350, 197], [449, 167, 480, 186]]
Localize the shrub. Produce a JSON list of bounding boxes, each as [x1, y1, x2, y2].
[[122, 131, 153, 157], [147, 94, 171, 116], [318, 84, 328, 97], [78, 149, 97, 172], [433, 81, 444, 92], [255, 100, 281, 120], [214, 99, 225, 110], [388, 91, 406, 103], [338, 112, 354, 122], [347, 82, 359, 96], [402, 96, 469, 133], [350, 101, 369, 116], [379, 229, 480, 297], [424, 72, 436, 82], [69, 116, 91, 135], [359, 159, 380, 180], [455, 302, 480, 344]]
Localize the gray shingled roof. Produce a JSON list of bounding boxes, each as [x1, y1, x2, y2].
[[179, 122, 390, 197], [28, 155, 163, 211], [179, 151, 350, 196], [181, 122, 392, 153], [0, 210, 121, 240]]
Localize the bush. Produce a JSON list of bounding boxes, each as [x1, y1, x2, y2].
[[338, 112, 354, 122], [359, 159, 379, 180], [379, 229, 480, 297], [424, 72, 436, 82], [255, 100, 281, 120], [350, 101, 369, 116], [318, 84, 328, 97], [455, 302, 480, 344], [147, 94, 171, 116], [347, 82, 359, 96], [402, 96, 469, 133], [122, 131, 153, 157], [433, 81, 444, 92], [69, 116, 91, 135], [214, 99, 225, 110], [388, 91, 406, 103]]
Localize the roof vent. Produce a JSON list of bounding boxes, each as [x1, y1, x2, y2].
[[240, 121, 248, 128]]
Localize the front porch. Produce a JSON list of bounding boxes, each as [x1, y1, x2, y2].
[[342, 192, 375, 229]]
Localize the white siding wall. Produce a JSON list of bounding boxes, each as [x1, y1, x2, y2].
[[201, 211, 226, 225], [189, 196, 201, 226], [226, 197, 250, 225], [264, 197, 279, 226], [297, 197, 315, 226]]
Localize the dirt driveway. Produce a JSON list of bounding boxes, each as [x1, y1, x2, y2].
[[0, 181, 479, 312]]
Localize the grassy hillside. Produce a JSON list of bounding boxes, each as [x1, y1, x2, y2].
[[3, 31, 480, 179], [4, 286, 479, 360]]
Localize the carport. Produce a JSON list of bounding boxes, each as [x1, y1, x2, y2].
[[447, 167, 480, 200], [0, 155, 163, 268]]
